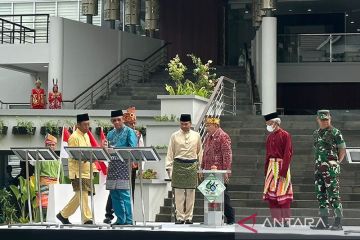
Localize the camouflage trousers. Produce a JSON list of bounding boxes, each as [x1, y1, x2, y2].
[[314, 162, 343, 218]]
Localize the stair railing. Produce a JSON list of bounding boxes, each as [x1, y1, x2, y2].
[[244, 43, 261, 115], [63, 42, 170, 109], [194, 76, 236, 142]]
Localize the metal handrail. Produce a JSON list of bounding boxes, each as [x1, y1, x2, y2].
[[62, 42, 170, 109], [278, 33, 360, 37], [244, 43, 261, 115], [194, 76, 237, 142], [0, 14, 50, 44], [0, 100, 30, 109]]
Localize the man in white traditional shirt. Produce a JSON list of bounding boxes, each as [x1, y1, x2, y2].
[[166, 114, 202, 224]]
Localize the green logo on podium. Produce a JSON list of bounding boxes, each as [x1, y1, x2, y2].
[[197, 173, 226, 203]]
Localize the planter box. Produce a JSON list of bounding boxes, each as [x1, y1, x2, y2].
[[0, 126, 8, 135], [40, 127, 62, 136], [12, 126, 36, 135], [157, 95, 209, 125]]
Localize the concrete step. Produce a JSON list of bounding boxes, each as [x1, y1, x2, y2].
[[231, 176, 360, 185], [158, 205, 360, 219], [165, 191, 360, 201], [227, 184, 360, 193], [162, 198, 360, 209], [155, 213, 360, 225]]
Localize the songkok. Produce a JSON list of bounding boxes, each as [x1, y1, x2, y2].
[[264, 112, 278, 121], [45, 133, 57, 145], [206, 117, 220, 125], [111, 110, 123, 118], [180, 114, 191, 122], [77, 113, 90, 123], [317, 110, 330, 120], [124, 107, 136, 123]]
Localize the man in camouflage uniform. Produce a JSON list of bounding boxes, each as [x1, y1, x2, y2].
[[311, 110, 346, 231]]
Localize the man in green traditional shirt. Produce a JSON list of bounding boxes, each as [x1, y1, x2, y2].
[[37, 134, 64, 221], [311, 110, 346, 231]]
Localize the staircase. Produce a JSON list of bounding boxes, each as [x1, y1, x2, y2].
[[93, 71, 169, 110], [155, 67, 360, 226]]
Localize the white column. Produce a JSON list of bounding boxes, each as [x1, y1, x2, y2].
[[261, 16, 277, 115], [48, 17, 64, 94]]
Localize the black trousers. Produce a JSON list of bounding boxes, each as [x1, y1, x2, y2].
[[224, 184, 235, 223], [105, 168, 137, 219]]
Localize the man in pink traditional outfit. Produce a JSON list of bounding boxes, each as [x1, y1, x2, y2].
[[263, 112, 293, 227], [201, 116, 235, 225]]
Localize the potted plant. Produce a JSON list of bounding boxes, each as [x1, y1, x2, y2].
[[12, 118, 36, 135], [0, 189, 18, 224], [0, 119, 8, 135], [9, 176, 38, 223], [40, 120, 62, 136], [135, 126, 147, 137], [157, 54, 217, 124], [141, 169, 157, 179], [153, 115, 178, 122], [94, 120, 113, 136]]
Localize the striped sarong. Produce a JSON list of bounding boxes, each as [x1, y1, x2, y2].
[[36, 176, 58, 208], [263, 158, 293, 205]]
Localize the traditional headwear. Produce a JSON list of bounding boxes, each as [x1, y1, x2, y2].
[[52, 78, 59, 89], [180, 114, 191, 122], [317, 110, 330, 120], [264, 112, 278, 121], [35, 78, 42, 84], [111, 110, 123, 118], [45, 133, 57, 145], [124, 107, 136, 123], [205, 117, 220, 125], [77, 113, 90, 123]]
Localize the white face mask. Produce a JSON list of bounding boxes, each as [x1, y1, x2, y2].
[[266, 125, 275, 132]]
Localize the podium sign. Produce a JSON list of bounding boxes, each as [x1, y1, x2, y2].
[[198, 170, 230, 227], [198, 173, 226, 203]]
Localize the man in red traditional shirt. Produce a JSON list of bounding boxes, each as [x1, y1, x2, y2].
[[263, 112, 293, 227], [201, 116, 235, 225], [31, 79, 46, 109]]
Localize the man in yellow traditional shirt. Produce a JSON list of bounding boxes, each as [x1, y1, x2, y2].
[[166, 114, 202, 224], [56, 113, 94, 224]]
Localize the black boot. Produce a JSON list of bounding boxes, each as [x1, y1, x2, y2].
[[330, 217, 343, 231], [310, 216, 330, 230], [56, 212, 71, 225]]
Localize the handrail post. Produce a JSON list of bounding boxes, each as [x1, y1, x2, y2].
[[91, 91, 94, 108], [233, 82, 236, 115], [329, 34, 333, 62], [46, 15, 49, 43], [107, 79, 110, 99], [1, 20, 3, 44]]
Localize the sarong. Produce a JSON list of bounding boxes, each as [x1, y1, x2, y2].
[[263, 158, 293, 205], [172, 158, 198, 189]]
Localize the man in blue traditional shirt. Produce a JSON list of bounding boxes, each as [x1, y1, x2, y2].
[[103, 110, 138, 225]]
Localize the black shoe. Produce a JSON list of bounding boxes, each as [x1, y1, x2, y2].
[[84, 220, 93, 225], [227, 222, 235, 225], [310, 216, 330, 230], [175, 220, 185, 224], [185, 220, 193, 224], [56, 213, 71, 224], [330, 217, 343, 231], [103, 218, 112, 224]]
